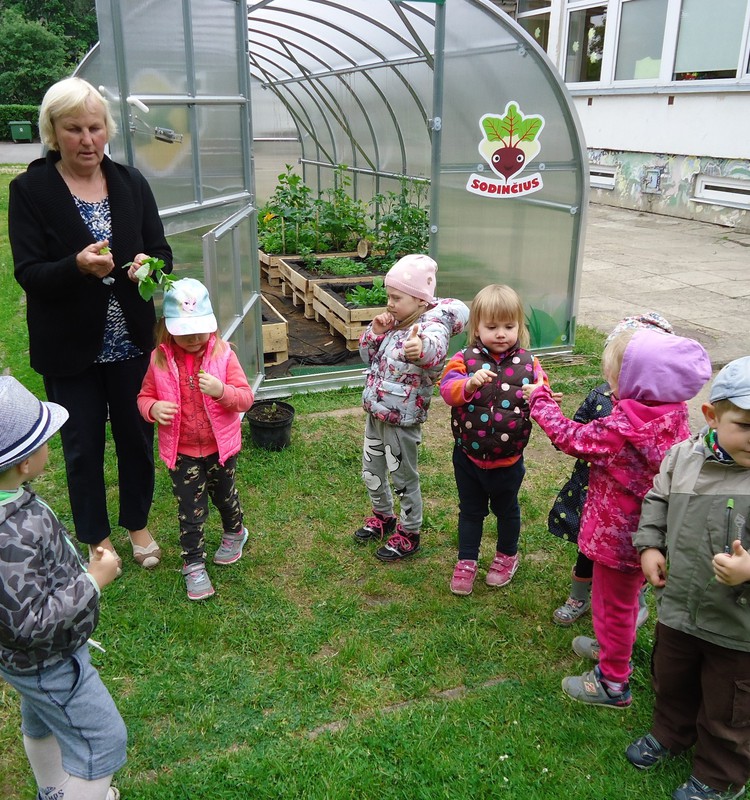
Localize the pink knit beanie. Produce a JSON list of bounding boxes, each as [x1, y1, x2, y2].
[[385, 254, 437, 305]]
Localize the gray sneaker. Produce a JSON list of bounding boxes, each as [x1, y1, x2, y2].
[[183, 563, 215, 600], [213, 527, 249, 565]]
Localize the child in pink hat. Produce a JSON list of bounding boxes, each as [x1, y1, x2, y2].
[[354, 254, 469, 561]]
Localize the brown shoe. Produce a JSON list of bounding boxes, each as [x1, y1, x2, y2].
[[128, 529, 162, 568]]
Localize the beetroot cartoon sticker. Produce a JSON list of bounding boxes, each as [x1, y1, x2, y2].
[[467, 102, 545, 199]]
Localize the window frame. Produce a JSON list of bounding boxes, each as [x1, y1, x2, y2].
[[557, 0, 750, 91]]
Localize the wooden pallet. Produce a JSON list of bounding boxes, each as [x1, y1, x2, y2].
[[259, 248, 360, 289], [312, 281, 386, 351], [278, 257, 374, 320], [262, 295, 289, 365]]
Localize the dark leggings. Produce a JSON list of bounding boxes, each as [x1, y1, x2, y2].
[[573, 549, 594, 580], [453, 446, 526, 561]]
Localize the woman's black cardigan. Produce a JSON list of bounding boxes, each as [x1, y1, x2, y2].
[[9, 151, 173, 377]]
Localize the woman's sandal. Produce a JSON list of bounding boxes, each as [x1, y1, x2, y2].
[[128, 530, 162, 569], [552, 596, 591, 627]]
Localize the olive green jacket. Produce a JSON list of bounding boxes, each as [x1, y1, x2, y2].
[[634, 433, 750, 652]]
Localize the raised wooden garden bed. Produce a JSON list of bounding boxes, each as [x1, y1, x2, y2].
[[261, 295, 288, 366], [259, 248, 359, 288], [278, 257, 382, 320], [312, 280, 387, 351]]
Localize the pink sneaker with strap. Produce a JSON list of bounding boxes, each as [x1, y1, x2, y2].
[[486, 552, 519, 587], [450, 560, 478, 595]]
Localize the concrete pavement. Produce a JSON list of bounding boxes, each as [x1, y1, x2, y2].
[[579, 203, 750, 370]]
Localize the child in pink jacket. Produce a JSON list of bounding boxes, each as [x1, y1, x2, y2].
[[138, 278, 253, 601], [524, 327, 711, 707]]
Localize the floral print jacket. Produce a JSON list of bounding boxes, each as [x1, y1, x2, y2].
[[359, 298, 469, 427]]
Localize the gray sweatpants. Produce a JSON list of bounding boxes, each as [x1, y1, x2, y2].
[[361, 415, 423, 534]]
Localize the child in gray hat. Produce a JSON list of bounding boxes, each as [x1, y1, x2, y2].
[[0, 377, 125, 800], [629, 356, 750, 800]]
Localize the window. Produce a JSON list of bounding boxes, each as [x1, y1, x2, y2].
[[518, 14, 551, 49], [565, 5, 607, 82], [517, 1, 551, 51], [614, 0, 668, 80], [674, 0, 747, 80]]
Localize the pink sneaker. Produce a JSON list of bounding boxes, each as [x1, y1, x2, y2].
[[450, 560, 478, 596], [486, 552, 519, 587]]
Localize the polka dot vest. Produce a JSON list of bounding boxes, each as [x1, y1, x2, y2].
[[450, 344, 534, 461]]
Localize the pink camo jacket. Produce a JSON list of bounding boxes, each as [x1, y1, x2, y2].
[[528, 328, 711, 572]]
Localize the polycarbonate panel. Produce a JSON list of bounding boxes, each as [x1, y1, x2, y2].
[[119, 1, 189, 94], [192, 0, 243, 95], [437, 0, 586, 349], [196, 105, 247, 200], [202, 206, 262, 386]]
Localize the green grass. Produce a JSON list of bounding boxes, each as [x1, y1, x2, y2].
[[0, 169, 690, 799]]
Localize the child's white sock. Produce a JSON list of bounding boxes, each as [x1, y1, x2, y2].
[[24, 734, 116, 800]]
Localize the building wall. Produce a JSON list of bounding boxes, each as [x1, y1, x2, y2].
[[588, 148, 750, 232], [514, 0, 750, 229]]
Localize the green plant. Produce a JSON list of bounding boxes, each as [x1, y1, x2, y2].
[[345, 276, 387, 307], [319, 257, 368, 277], [122, 256, 175, 301], [315, 165, 367, 252], [257, 165, 318, 255], [371, 178, 430, 265]]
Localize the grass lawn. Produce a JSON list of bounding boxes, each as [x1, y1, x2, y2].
[[0, 168, 692, 799]]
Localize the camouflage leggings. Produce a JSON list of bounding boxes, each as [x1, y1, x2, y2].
[[170, 453, 243, 565]]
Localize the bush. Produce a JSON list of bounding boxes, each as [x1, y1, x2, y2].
[[0, 105, 39, 141]]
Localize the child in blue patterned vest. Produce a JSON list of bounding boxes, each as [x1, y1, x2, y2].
[[440, 284, 549, 596]]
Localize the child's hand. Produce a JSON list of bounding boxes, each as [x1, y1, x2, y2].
[[551, 390, 564, 406], [403, 325, 422, 361], [522, 378, 545, 402], [198, 371, 224, 398], [151, 400, 178, 425], [713, 540, 750, 585], [371, 312, 395, 335], [88, 547, 120, 588], [465, 368, 497, 396], [641, 547, 667, 587]]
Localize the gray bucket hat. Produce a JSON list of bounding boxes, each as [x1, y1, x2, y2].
[[0, 377, 68, 471]]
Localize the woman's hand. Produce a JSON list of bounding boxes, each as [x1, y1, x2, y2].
[[198, 371, 224, 398], [150, 400, 178, 426], [371, 312, 395, 335], [127, 252, 151, 282], [76, 239, 114, 280]]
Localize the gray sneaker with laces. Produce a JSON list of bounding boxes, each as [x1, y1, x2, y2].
[[183, 562, 215, 600], [213, 527, 249, 565]]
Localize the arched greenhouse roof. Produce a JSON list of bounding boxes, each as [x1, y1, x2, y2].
[[81, 0, 587, 393]]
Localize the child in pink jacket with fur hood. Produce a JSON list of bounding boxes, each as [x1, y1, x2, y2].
[[524, 327, 711, 708], [138, 278, 253, 601]]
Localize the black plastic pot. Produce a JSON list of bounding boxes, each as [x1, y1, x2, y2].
[[246, 400, 295, 451]]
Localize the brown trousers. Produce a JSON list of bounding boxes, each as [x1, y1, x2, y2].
[[651, 621, 750, 792]]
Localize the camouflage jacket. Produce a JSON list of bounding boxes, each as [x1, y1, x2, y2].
[[0, 486, 100, 674]]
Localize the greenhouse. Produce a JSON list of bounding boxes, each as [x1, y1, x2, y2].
[[80, 0, 587, 395]]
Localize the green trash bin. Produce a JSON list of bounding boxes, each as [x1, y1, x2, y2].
[[9, 121, 33, 143]]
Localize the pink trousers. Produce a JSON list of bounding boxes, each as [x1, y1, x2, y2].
[[591, 561, 644, 683]]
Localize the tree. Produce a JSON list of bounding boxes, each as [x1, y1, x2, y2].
[[0, 9, 68, 104], [3, 0, 98, 66]]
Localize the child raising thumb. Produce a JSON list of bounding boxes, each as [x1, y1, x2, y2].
[[404, 324, 422, 361]]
